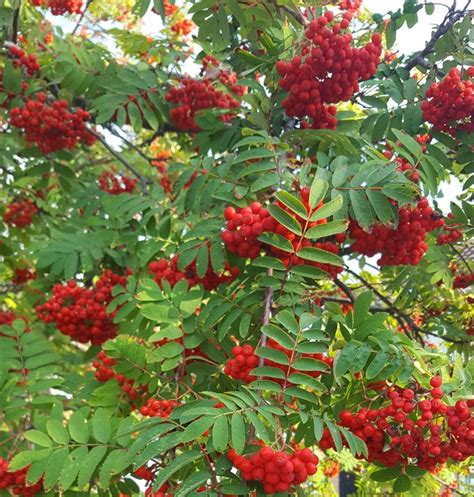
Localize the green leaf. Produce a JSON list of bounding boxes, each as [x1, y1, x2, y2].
[[353, 291, 372, 326], [275, 310, 299, 334], [196, 244, 209, 279], [69, 411, 89, 444], [385, 21, 396, 49], [393, 474, 412, 493], [392, 129, 422, 158], [258, 232, 293, 253], [309, 195, 343, 222], [175, 471, 211, 497], [46, 420, 70, 445], [297, 247, 343, 267], [24, 430, 52, 448], [370, 466, 401, 482], [309, 178, 328, 209], [181, 417, 215, 443], [262, 324, 294, 349], [255, 346, 289, 365], [366, 352, 389, 379], [305, 220, 348, 239], [293, 357, 329, 372], [267, 204, 302, 235], [77, 446, 108, 488], [92, 409, 112, 444], [153, 450, 202, 491], [250, 172, 279, 192], [334, 342, 359, 381], [252, 257, 286, 271], [231, 412, 246, 454], [367, 190, 394, 224], [212, 416, 229, 452], [43, 448, 69, 491], [274, 191, 308, 219], [350, 190, 374, 229], [59, 446, 88, 491]]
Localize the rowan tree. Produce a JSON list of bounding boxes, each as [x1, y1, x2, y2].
[[0, 0, 473, 496]]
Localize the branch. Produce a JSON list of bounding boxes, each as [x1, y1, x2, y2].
[[106, 125, 157, 164], [259, 269, 274, 366], [334, 279, 355, 303], [71, 0, 93, 36], [405, 0, 472, 71], [11, 1, 21, 44], [450, 243, 473, 274], [281, 5, 309, 26], [86, 128, 151, 195]]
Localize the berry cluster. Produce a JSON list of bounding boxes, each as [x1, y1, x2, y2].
[[276, 11, 382, 129], [224, 341, 332, 385], [0, 310, 18, 326], [12, 267, 36, 285], [165, 60, 246, 131], [36, 270, 128, 345], [171, 19, 195, 36], [8, 45, 40, 75], [421, 67, 474, 136], [453, 273, 474, 290], [30, 0, 83, 15], [320, 377, 474, 471], [224, 345, 259, 383], [9, 93, 95, 153], [98, 171, 137, 195], [222, 192, 342, 278], [145, 484, 172, 497], [163, 0, 178, 16], [140, 398, 178, 418], [349, 198, 444, 266], [437, 214, 463, 245], [3, 200, 38, 228], [93, 350, 148, 403], [227, 446, 318, 494], [149, 250, 239, 291], [0, 458, 43, 497], [201, 56, 248, 97], [338, 0, 362, 14]]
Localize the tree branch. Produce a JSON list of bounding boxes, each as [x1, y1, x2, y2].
[[87, 128, 151, 195], [405, 0, 472, 71], [71, 0, 93, 36], [11, 1, 21, 44], [281, 5, 309, 26]]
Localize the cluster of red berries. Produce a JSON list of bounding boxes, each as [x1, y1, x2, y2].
[[36, 270, 128, 345], [338, 0, 362, 14], [227, 446, 318, 494], [149, 250, 239, 291], [4, 200, 38, 229], [224, 344, 259, 382], [171, 19, 195, 36], [320, 376, 474, 471], [30, 0, 83, 15], [276, 11, 382, 129], [93, 350, 149, 403], [0, 458, 43, 497], [201, 56, 248, 97], [0, 310, 18, 326], [12, 267, 36, 285], [421, 67, 474, 136], [224, 341, 332, 385], [453, 273, 474, 290], [349, 198, 444, 267], [163, 0, 178, 16], [8, 46, 40, 75], [145, 484, 172, 497], [382, 135, 429, 183], [222, 190, 343, 278], [165, 60, 246, 131], [98, 171, 137, 195], [437, 214, 463, 245], [140, 398, 178, 418], [9, 93, 95, 154]]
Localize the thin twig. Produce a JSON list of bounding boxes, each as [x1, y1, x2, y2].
[[11, 1, 21, 44], [87, 128, 151, 194], [405, 0, 472, 71], [71, 0, 93, 36], [450, 243, 473, 274], [282, 4, 309, 26]]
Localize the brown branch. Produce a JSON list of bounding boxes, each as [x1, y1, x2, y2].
[[71, 0, 93, 36], [11, 1, 21, 44], [334, 279, 355, 303], [87, 128, 151, 195], [281, 4, 308, 26], [405, 0, 472, 71], [450, 243, 473, 274]]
